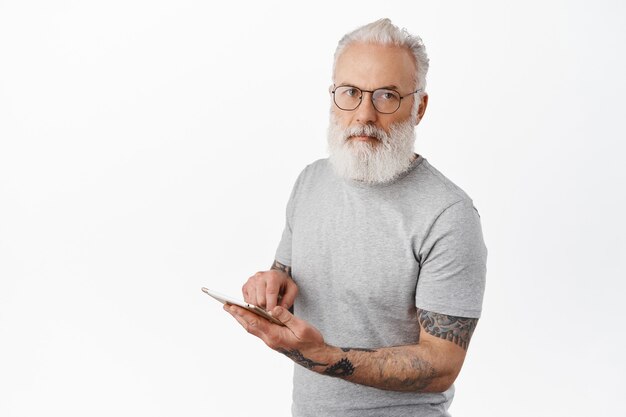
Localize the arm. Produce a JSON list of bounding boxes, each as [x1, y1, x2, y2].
[[286, 308, 477, 392], [225, 303, 478, 393]]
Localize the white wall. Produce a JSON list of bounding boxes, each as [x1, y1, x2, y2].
[[1, 1, 624, 416]]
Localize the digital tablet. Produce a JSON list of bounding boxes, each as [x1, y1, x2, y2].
[[201, 287, 285, 326]]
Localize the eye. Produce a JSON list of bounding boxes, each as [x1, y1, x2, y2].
[[377, 90, 398, 101], [343, 87, 359, 97]]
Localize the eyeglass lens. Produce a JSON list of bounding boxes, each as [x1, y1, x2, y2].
[[333, 86, 402, 114]]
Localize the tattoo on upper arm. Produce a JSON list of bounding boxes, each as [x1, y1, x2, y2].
[[417, 308, 478, 351], [270, 260, 292, 277]]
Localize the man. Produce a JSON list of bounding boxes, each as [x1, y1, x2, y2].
[[224, 18, 487, 417]]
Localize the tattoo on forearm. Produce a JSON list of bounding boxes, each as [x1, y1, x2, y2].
[[278, 345, 437, 391], [277, 348, 327, 370], [417, 309, 478, 350], [277, 348, 357, 379], [324, 358, 355, 377], [340, 347, 377, 352], [270, 260, 292, 277]]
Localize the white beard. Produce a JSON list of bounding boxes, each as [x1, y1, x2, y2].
[[327, 114, 417, 184]]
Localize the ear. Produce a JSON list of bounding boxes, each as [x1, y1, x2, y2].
[[415, 93, 429, 125]]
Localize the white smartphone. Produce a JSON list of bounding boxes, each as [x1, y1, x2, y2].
[[201, 287, 285, 326]]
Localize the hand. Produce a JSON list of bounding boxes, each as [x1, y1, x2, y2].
[[242, 269, 298, 311], [225, 304, 326, 361]]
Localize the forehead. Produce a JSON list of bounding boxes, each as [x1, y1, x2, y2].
[[334, 42, 416, 91]]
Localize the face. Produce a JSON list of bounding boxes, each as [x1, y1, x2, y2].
[[327, 42, 428, 184], [332, 42, 424, 142]]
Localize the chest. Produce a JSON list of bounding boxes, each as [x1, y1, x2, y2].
[[290, 187, 422, 310]]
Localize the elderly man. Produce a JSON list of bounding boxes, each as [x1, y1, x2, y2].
[[225, 18, 487, 417]]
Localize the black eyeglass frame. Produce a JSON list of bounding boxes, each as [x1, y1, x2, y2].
[[330, 84, 423, 114]]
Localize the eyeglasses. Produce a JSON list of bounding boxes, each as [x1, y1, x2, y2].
[[331, 85, 421, 114]]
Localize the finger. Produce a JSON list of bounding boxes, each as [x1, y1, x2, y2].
[[278, 281, 298, 309], [269, 307, 324, 348], [226, 304, 267, 336], [254, 276, 267, 308], [265, 279, 281, 312], [269, 306, 299, 330], [224, 304, 251, 330], [242, 283, 250, 303], [227, 305, 285, 350], [245, 279, 259, 306], [243, 274, 259, 304]]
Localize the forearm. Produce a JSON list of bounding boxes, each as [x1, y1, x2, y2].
[[280, 342, 458, 393], [279, 309, 475, 392], [227, 302, 474, 393]]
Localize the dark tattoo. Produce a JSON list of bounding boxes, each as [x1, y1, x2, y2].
[[277, 348, 327, 370], [270, 260, 292, 277], [340, 347, 377, 352], [417, 308, 478, 350], [324, 358, 355, 377]]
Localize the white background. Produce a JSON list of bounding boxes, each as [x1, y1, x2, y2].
[[1, 1, 625, 416]]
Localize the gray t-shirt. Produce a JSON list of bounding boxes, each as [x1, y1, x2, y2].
[[275, 155, 487, 417]]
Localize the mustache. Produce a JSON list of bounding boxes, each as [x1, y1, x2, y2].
[[343, 124, 388, 141]]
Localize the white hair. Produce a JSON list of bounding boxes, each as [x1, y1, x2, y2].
[[327, 113, 416, 184], [333, 18, 429, 93]]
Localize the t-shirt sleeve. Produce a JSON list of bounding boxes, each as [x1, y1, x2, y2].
[[415, 199, 488, 318], [274, 171, 304, 267], [275, 213, 293, 267]]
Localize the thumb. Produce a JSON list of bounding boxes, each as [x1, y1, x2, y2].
[[270, 305, 297, 328]]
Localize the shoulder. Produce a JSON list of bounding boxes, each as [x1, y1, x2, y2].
[[300, 158, 331, 178], [413, 157, 472, 201], [400, 157, 479, 218], [291, 158, 333, 192]]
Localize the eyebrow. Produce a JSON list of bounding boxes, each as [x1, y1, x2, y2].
[[336, 83, 400, 91]]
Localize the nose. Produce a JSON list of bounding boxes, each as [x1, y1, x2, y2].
[[354, 91, 378, 125]]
